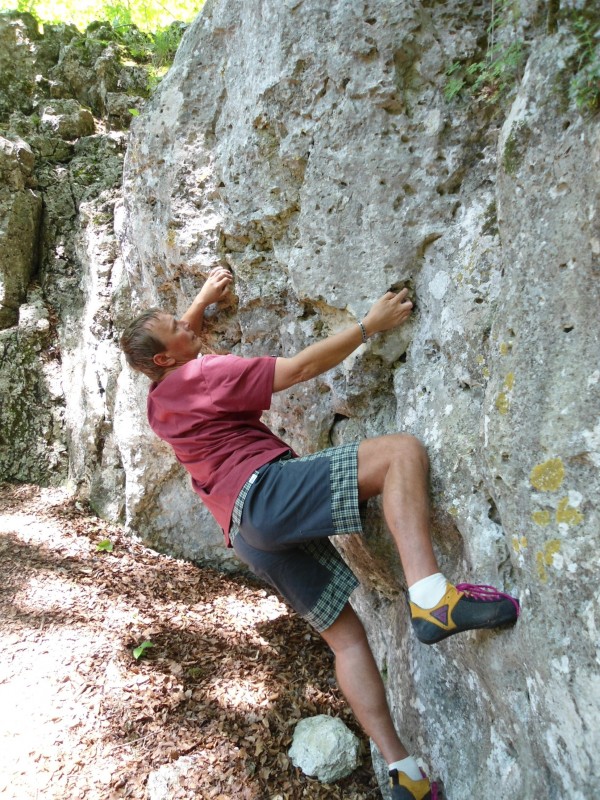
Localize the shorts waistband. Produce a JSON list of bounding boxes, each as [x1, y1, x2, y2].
[[230, 451, 293, 542]]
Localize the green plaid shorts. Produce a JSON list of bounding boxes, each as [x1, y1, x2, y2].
[[229, 443, 362, 632]]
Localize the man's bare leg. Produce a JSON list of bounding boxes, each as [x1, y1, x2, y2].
[[357, 433, 438, 585], [356, 432, 519, 646], [320, 602, 409, 763], [317, 437, 437, 765]]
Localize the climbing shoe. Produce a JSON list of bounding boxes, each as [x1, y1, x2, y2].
[[389, 768, 441, 800], [409, 582, 520, 645]]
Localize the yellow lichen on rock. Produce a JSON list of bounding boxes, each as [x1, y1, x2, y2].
[[530, 458, 565, 492], [496, 392, 510, 414], [532, 510, 551, 526], [536, 539, 561, 582], [556, 497, 584, 526]]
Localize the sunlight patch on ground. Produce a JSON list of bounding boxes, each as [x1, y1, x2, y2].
[[0, 483, 376, 798], [204, 676, 276, 711], [190, 590, 290, 642]]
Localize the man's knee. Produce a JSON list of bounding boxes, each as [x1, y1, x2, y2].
[[387, 433, 429, 472], [358, 434, 429, 499], [320, 603, 368, 654]]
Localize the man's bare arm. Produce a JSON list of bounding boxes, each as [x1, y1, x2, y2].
[[181, 267, 233, 335], [273, 288, 413, 392]]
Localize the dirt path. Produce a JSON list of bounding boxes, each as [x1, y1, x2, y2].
[[0, 484, 378, 799]]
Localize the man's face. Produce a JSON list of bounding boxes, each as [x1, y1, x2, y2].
[[148, 313, 202, 367]]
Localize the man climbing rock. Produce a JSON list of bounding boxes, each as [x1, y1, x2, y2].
[[120, 267, 520, 800]]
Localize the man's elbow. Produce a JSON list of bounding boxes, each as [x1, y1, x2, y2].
[[273, 357, 314, 392]]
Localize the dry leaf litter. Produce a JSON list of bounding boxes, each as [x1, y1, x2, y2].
[[0, 484, 379, 799]]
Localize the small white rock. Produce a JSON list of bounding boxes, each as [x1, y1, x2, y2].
[[288, 715, 360, 783]]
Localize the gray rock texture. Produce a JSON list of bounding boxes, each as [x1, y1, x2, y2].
[[0, 134, 41, 328], [120, 2, 600, 798], [288, 715, 360, 783], [1, 2, 599, 798], [0, 14, 149, 499]]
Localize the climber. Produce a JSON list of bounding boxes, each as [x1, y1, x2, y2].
[[120, 266, 519, 800]]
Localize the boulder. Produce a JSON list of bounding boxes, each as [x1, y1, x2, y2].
[[146, 755, 196, 800], [38, 99, 95, 140], [1, 2, 599, 796], [288, 715, 360, 783], [120, 2, 600, 797]]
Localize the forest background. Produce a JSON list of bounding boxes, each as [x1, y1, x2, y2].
[[0, 0, 204, 79]]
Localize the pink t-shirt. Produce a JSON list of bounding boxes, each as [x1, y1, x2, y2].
[[147, 354, 292, 546]]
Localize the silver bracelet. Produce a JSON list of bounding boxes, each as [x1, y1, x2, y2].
[[358, 320, 368, 343]]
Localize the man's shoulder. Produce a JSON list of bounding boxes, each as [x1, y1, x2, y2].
[[201, 353, 275, 371]]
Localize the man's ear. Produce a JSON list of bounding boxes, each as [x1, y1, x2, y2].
[[153, 352, 174, 368]]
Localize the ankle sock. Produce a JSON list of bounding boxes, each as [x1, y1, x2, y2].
[[388, 756, 422, 782], [408, 572, 448, 609]]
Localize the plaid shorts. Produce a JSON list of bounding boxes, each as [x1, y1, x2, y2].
[[229, 443, 362, 632]]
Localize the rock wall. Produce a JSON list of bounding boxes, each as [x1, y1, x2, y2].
[[120, 1, 599, 798], [0, 11, 233, 567], [1, 2, 599, 798]]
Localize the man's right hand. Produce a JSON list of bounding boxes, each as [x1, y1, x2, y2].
[[195, 267, 233, 306], [362, 288, 413, 337], [181, 267, 233, 335]]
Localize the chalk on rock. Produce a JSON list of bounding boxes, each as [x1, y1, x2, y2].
[[288, 714, 360, 783]]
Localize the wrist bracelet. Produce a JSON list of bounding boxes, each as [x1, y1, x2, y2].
[[358, 320, 368, 343]]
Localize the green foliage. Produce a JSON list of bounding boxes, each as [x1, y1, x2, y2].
[[104, 1, 133, 28], [133, 640, 154, 660], [186, 666, 203, 679], [112, 20, 187, 75], [96, 538, 114, 552], [1, 0, 196, 83], [15, 0, 36, 12], [0, 0, 203, 33], [151, 22, 185, 67], [444, 1, 525, 105], [568, 15, 600, 114]]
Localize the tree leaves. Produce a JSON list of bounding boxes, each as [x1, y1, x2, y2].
[[0, 483, 377, 798]]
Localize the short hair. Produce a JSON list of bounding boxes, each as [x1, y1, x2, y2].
[[120, 308, 167, 381]]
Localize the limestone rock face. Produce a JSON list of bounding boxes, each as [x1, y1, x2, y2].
[[38, 99, 95, 140], [1, 3, 599, 798], [0, 134, 41, 328], [0, 11, 231, 563], [0, 13, 39, 120], [0, 291, 66, 482], [0, 15, 152, 500], [120, 1, 600, 797]]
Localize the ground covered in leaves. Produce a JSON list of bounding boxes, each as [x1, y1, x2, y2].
[[0, 484, 379, 799]]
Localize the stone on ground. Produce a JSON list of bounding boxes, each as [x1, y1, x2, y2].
[[288, 715, 360, 783]]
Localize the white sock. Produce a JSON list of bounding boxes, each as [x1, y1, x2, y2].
[[388, 756, 422, 782], [408, 572, 448, 609]]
